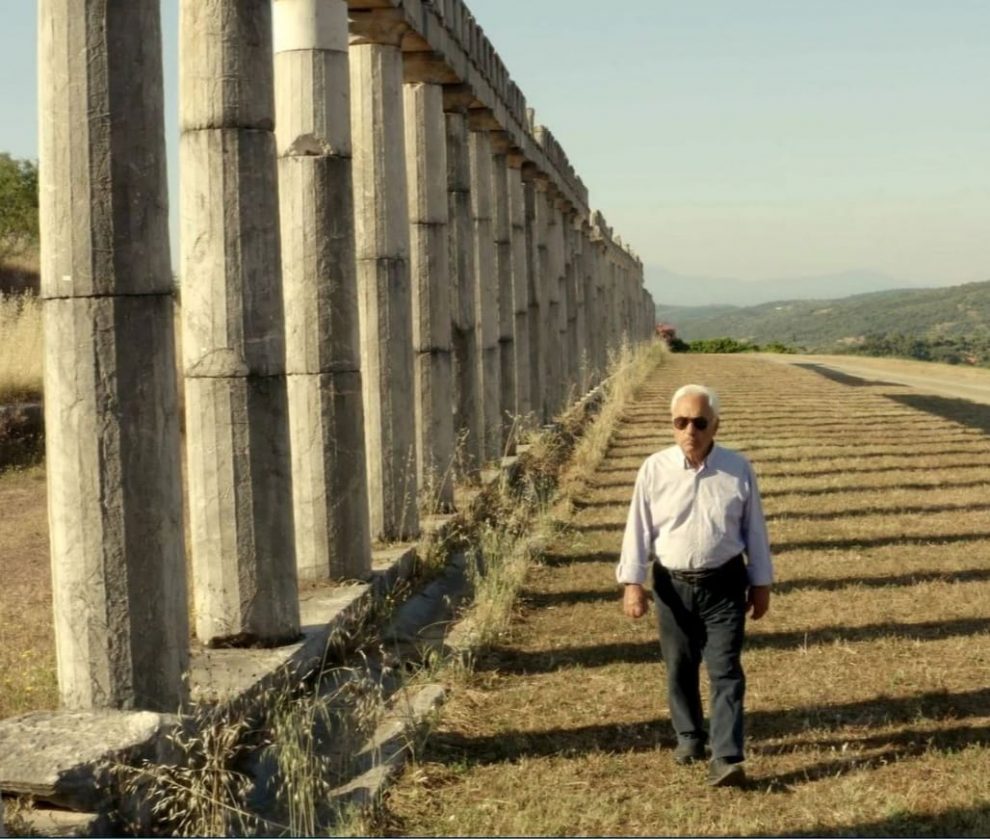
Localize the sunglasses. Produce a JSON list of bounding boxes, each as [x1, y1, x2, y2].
[[672, 416, 710, 431]]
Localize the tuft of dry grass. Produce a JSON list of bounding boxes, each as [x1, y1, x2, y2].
[[377, 352, 990, 837], [0, 293, 42, 403], [0, 464, 57, 718]]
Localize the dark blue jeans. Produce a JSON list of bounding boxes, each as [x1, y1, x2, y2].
[[653, 556, 748, 762]]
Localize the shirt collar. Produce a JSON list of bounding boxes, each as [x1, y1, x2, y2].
[[682, 442, 718, 471]]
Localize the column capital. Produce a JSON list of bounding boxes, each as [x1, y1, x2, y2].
[[403, 50, 460, 85], [507, 149, 527, 169], [348, 8, 408, 47], [490, 130, 513, 155], [467, 106, 501, 132], [442, 83, 478, 113]]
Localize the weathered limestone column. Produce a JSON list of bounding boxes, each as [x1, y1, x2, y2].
[[491, 133, 515, 449], [350, 9, 419, 540], [530, 173, 551, 422], [468, 115, 501, 462], [544, 189, 563, 416], [274, 0, 371, 581], [403, 64, 455, 511], [572, 222, 589, 392], [560, 208, 578, 400], [444, 89, 482, 474], [507, 153, 531, 420], [39, 0, 188, 710], [181, 0, 300, 644]]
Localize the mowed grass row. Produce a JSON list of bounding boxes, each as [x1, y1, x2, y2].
[[380, 353, 990, 836]]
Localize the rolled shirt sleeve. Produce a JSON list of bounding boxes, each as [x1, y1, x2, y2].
[[741, 463, 773, 586], [616, 462, 654, 586]]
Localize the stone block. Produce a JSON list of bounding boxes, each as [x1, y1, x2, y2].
[[355, 256, 419, 541], [0, 711, 174, 810], [184, 374, 300, 645], [180, 128, 286, 377], [350, 41, 410, 261], [43, 296, 188, 711], [480, 344, 501, 461], [403, 83, 447, 226], [278, 153, 361, 374], [409, 222, 453, 352], [38, 1, 171, 299], [179, 0, 275, 131], [273, 0, 348, 54], [274, 48, 351, 157], [414, 350, 455, 509], [287, 371, 371, 582]]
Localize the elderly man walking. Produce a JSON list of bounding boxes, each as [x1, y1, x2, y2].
[[616, 383, 773, 787]]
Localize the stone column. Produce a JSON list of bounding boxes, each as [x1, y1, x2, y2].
[[468, 114, 501, 463], [530, 174, 551, 423], [572, 222, 589, 393], [491, 133, 515, 450], [403, 55, 456, 511], [39, 0, 187, 710], [181, 0, 300, 644], [273, 0, 371, 581], [350, 9, 419, 541], [544, 189, 563, 416], [443, 89, 482, 474], [507, 153, 531, 420]]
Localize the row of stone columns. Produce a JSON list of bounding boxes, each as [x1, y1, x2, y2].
[[39, 0, 656, 712]]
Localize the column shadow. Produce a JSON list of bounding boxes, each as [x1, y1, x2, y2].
[[887, 393, 990, 435]]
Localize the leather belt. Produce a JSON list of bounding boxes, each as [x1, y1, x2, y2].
[[660, 553, 744, 584]]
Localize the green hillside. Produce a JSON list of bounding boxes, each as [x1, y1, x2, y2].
[[661, 281, 990, 346]]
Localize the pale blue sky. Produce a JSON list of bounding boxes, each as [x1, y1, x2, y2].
[[4, 1, 988, 291]]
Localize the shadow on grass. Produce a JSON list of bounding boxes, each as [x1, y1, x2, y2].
[[761, 478, 990, 500], [887, 393, 990, 436], [792, 363, 909, 388], [540, 550, 618, 568], [761, 461, 990, 480], [419, 686, 990, 776], [520, 588, 617, 608], [782, 801, 990, 837], [773, 530, 990, 554], [767, 501, 990, 523], [475, 616, 990, 675], [756, 446, 986, 465], [773, 566, 990, 595]]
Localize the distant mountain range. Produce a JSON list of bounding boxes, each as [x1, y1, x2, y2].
[[645, 265, 928, 308], [657, 281, 990, 350]]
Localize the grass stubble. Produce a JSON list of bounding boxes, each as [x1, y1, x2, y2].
[[377, 352, 990, 837]]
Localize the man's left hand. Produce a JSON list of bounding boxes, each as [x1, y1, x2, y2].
[[747, 585, 771, 620]]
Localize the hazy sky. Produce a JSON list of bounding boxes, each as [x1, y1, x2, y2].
[[3, 1, 988, 289]]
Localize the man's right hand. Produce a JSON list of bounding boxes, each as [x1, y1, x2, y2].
[[623, 584, 650, 619]]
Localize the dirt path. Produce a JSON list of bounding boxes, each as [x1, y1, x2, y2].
[[763, 353, 990, 407], [381, 353, 990, 836]]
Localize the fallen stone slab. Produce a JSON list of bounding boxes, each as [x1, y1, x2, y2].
[[0, 711, 174, 811], [5, 804, 107, 838], [329, 683, 446, 810]]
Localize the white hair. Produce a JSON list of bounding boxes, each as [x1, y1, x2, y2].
[[670, 384, 720, 417]]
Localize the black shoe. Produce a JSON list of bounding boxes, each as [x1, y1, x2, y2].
[[708, 758, 746, 787], [673, 740, 706, 765]]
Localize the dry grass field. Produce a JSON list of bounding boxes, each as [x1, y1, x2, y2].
[[0, 292, 42, 403], [379, 353, 990, 836]]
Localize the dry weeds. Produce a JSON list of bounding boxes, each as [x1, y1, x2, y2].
[[0, 293, 42, 403], [378, 353, 990, 837]]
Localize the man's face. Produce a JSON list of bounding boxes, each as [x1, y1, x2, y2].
[[672, 393, 719, 464]]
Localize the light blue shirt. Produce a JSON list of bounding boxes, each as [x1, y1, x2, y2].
[[615, 443, 773, 587]]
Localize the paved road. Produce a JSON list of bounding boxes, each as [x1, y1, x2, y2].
[[758, 353, 990, 406]]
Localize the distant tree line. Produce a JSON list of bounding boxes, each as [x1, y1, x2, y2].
[[668, 332, 990, 368], [670, 336, 797, 355], [839, 333, 990, 367], [0, 154, 39, 264]]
